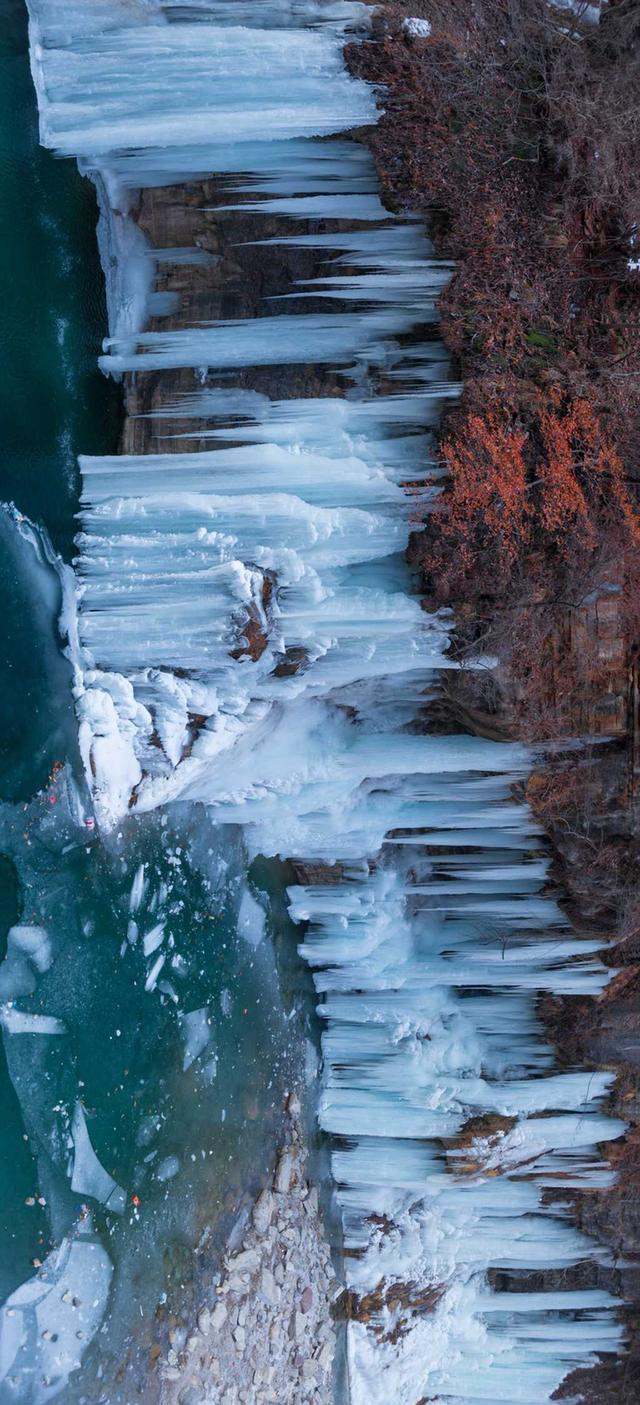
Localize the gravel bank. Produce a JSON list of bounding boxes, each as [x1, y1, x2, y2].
[[159, 1094, 339, 1405]]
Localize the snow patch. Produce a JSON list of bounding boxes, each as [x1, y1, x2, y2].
[[402, 16, 432, 38]]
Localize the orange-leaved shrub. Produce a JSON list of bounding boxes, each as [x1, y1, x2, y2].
[[433, 390, 640, 597]]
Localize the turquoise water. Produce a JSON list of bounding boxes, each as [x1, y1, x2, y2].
[[0, 7, 295, 1395], [0, 785, 292, 1399]]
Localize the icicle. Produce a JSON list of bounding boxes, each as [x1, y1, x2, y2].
[[23, 2, 624, 1400]]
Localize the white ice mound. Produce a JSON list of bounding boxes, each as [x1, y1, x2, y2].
[[0, 1215, 112, 1403], [402, 16, 432, 38], [0, 927, 53, 1002]]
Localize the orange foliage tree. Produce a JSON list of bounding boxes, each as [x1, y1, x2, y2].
[[537, 392, 640, 551], [441, 411, 528, 570], [435, 391, 640, 594]]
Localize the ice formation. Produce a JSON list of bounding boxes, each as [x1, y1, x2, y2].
[[23, 0, 624, 1400], [402, 16, 433, 39], [0, 912, 124, 1400], [0, 1216, 112, 1405]]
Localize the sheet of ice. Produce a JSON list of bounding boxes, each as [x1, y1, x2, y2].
[[155, 1155, 180, 1183], [0, 925, 53, 1002], [238, 889, 267, 949], [93, 184, 153, 345], [179, 1007, 212, 1071], [0, 1215, 112, 1404], [0, 1008, 66, 1036], [129, 863, 146, 913], [142, 922, 165, 957], [144, 952, 166, 992], [70, 1103, 127, 1215], [27, 4, 376, 186]]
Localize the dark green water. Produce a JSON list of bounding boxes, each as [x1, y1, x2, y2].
[[0, 0, 120, 554], [0, 0, 120, 805]]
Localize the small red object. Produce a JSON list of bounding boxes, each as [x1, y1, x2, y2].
[[132, 1194, 140, 1207]]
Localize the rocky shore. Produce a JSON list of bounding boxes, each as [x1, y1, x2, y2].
[[158, 1094, 339, 1405]]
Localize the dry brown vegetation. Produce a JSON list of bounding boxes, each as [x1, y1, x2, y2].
[[348, 0, 640, 737], [349, 8, 640, 1393]]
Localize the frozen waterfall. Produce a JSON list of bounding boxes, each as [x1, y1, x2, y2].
[[21, 1, 624, 1402]]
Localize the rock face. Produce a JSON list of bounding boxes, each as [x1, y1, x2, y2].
[[252, 1190, 274, 1238], [118, 185, 347, 459], [158, 1095, 337, 1405]]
